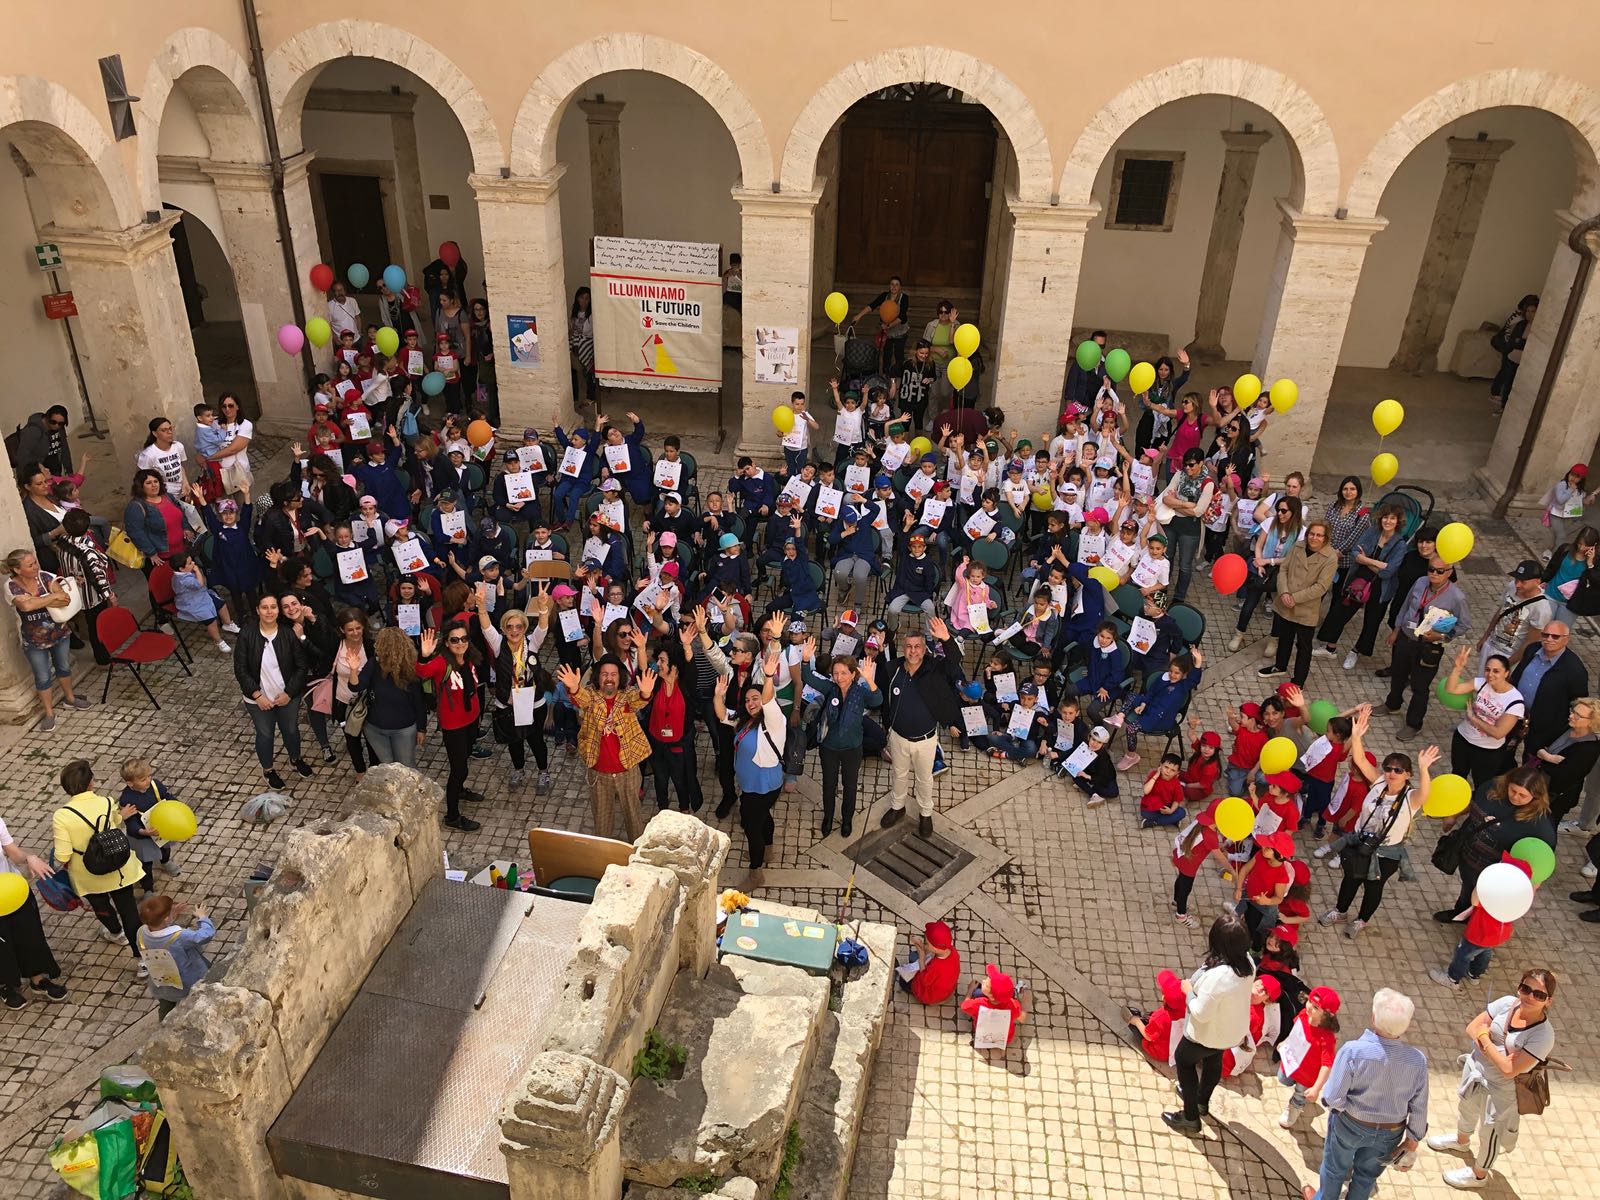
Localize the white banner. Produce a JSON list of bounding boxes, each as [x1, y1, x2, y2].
[[591, 237, 723, 392]]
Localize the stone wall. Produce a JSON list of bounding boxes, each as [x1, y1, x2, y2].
[[139, 765, 445, 1200]]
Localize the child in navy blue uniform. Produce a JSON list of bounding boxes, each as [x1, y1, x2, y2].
[[1113, 647, 1204, 772], [119, 756, 179, 894]]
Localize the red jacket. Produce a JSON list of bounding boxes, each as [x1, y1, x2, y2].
[[418, 654, 481, 730]]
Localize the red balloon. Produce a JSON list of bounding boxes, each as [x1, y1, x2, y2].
[[310, 263, 335, 292], [438, 241, 461, 269], [1211, 553, 1248, 596]]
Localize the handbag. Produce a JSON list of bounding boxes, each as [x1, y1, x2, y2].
[[107, 526, 146, 571], [45, 575, 83, 624], [343, 690, 370, 738], [1341, 569, 1374, 608], [1431, 812, 1487, 874], [1515, 1055, 1570, 1115]]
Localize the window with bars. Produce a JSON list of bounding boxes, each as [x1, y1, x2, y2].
[[1106, 151, 1184, 231]]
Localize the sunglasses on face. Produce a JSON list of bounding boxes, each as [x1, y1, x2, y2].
[[1518, 981, 1550, 1002], [1383, 765, 1408, 775], [1276, 506, 1290, 514], [1428, 567, 1451, 575], [446, 635, 468, 645], [1542, 632, 1568, 640]]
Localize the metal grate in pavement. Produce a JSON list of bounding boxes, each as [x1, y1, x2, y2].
[[848, 825, 976, 903]]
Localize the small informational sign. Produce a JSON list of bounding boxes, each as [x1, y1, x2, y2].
[[34, 243, 62, 269], [507, 315, 540, 367], [41, 291, 76, 319]]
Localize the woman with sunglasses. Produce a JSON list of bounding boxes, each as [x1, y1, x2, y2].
[[1228, 495, 1302, 652], [417, 623, 484, 831], [1427, 968, 1557, 1189], [1318, 707, 1437, 938], [1440, 647, 1526, 787]]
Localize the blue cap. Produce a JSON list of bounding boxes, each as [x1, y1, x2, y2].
[[959, 680, 984, 701], [719, 533, 739, 550], [874, 474, 892, 488], [919, 453, 938, 465]]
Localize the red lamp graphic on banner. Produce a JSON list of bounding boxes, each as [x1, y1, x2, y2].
[[641, 333, 679, 375]]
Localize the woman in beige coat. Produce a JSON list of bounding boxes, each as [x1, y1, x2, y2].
[[1259, 519, 1337, 686]]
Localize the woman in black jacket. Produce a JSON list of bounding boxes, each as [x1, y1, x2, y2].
[[353, 627, 428, 768], [233, 593, 312, 789], [297, 453, 358, 524], [279, 591, 341, 765]]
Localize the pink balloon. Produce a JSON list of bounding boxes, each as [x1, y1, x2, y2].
[[277, 324, 305, 355]]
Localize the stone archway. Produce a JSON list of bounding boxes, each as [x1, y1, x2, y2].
[[1346, 69, 1600, 219], [511, 33, 772, 187], [1059, 58, 1341, 216], [137, 27, 267, 214], [780, 46, 1051, 203], [265, 20, 503, 173], [0, 74, 140, 229]]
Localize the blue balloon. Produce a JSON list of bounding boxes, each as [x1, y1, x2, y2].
[[346, 262, 370, 289], [382, 264, 407, 293], [421, 371, 446, 396]]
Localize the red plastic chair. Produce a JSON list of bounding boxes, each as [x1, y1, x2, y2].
[[97, 606, 190, 709], [144, 563, 195, 664]]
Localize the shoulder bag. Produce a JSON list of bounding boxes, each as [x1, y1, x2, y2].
[[107, 525, 146, 571], [1431, 810, 1488, 875], [1515, 1055, 1570, 1115]]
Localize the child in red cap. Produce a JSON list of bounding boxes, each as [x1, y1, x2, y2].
[[1312, 750, 1378, 865], [1223, 974, 1282, 1077], [960, 963, 1030, 1048], [1128, 968, 1186, 1063], [1428, 855, 1533, 990], [1279, 860, 1313, 935], [1252, 772, 1303, 837], [1225, 701, 1268, 796], [1234, 830, 1294, 942], [901, 920, 962, 1004], [1182, 724, 1223, 805], [1170, 807, 1229, 929], [1275, 985, 1340, 1127]]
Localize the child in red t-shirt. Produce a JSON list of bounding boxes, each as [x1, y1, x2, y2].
[[1223, 974, 1282, 1077], [1170, 808, 1228, 929], [1428, 856, 1532, 989], [901, 920, 962, 1004], [1182, 722, 1223, 806], [1278, 860, 1312, 934], [1252, 772, 1303, 837], [1226, 701, 1268, 796], [1234, 830, 1294, 942], [1140, 753, 1188, 829], [960, 963, 1030, 1048], [1128, 968, 1186, 1063], [1275, 986, 1340, 1127]]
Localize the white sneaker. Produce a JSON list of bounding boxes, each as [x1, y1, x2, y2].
[[1428, 968, 1461, 990], [1086, 795, 1108, 809], [1318, 908, 1346, 926], [1443, 1166, 1489, 1189], [1582, 862, 1597, 879], [1428, 1133, 1469, 1153], [1342, 651, 1358, 670], [1316, 644, 1337, 657], [1176, 912, 1198, 929], [1227, 633, 1244, 652], [1345, 918, 1369, 939], [217, 640, 232, 654], [1278, 1104, 1299, 1128], [221, 621, 241, 634], [98, 925, 125, 944], [1313, 844, 1332, 859], [135, 961, 149, 980], [1328, 855, 1342, 870]]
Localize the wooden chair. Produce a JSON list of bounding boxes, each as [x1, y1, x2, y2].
[[526, 827, 633, 900]]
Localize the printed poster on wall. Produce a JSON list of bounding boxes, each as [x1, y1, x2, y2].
[[591, 236, 722, 392], [507, 315, 540, 367], [754, 326, 799, 385]]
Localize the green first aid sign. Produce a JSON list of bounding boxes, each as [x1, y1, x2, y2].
[[34, 243, 61, 269]]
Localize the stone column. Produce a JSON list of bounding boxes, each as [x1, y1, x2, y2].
[[1250, 201, 1387, 477], [280, 153, 334, 373], [631, 811, 731, 978], [1191, 130, 1273, 362], [44, 214, 203, 459], [989, 198, 1100, 440], [1479, 214, 1600, 506], [578, 99, 626, 239], [734, 187, 822, 461], [1390, 136, 1514, 373], [202, 161, 310, 433], [471, 169, 574, 436], [977, 125, 1016, 338], [501, 1052, 628, 1200]]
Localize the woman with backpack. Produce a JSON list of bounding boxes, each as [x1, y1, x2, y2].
[[50, 759, 146, 974]]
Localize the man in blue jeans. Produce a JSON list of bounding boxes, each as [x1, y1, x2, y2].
[[1305, 987, 1429, 1200]]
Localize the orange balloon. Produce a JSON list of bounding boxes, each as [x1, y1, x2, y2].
[[466, 419, 494, 448], [878, 299, 900, 325]]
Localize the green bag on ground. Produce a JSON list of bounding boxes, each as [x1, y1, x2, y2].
[[48, 1102, 141, 1200]]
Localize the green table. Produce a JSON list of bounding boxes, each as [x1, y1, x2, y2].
[[719, 908, 839, 975], [546, 875, 599, 899]]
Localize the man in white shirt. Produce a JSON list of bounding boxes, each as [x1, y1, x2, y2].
[[327, 282, 362, 341], [1478, 559, 1552, 672]]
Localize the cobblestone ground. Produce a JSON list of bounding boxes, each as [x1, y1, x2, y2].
[[0, 463, 1592, 1199]]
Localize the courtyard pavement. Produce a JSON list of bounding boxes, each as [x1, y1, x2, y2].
[[0, 447, 1593, 1200]]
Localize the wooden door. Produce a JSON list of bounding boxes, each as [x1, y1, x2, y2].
[[835, 97, 995, 292], [319, 174, 390, 290]]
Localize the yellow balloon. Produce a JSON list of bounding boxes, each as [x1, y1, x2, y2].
[[947, 356, 973, 391], [1423, 773, 1471, 819], [1088, 565, 1120, 592], [1233, 373, 1262, 406], [1269, 378, 1298, 413], [953, 322, 981, 358], [909, 436, 933, 459], [1371, 452, 1399, 487], [1214, 797, 1255, 843], [772, 405, 795, 435], [1436, 522, 1474, 565], [148, 799, 198, 842], [1259, 736, 1298, 776], [824, 291, 849, 325], [1128, 362, 1156, 395], [1372, 398, 1405, 437], [1031, 489, 1053, 512], [305, 317, 332, 348], [0, 872, 27, 917]]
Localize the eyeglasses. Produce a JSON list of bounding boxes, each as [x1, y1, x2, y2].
[[1427, 567, 1451, 575], [446, 635, 468, 645], [1542, 632, 1568, 640], [1382, 765, 1408, 775], [1276, 507, 1291, 514], [1517, 982, 1550, 1002]]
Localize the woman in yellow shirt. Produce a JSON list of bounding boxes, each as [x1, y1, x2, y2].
[[51, 759, 146, 975]]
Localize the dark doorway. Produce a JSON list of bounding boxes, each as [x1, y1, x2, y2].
[[835, 85, 996, 292], [164, 205, 261, 418], [318, 173, 391, 288]]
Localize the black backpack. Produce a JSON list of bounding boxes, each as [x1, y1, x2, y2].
[[70, 799, 132, 876]]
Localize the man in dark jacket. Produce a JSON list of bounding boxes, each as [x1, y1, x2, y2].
[[1061, 330, 1107, 412], [15, 407, 73, 476], [880, 615, 965, 836], [1509, 622, 1588, 758]]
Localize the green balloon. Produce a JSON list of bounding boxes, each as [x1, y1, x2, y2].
[[1105, 348, 1131, 383], [1508, 837, 1555, 885], [1435, 678, 1470, 711], [1075, 340, 1102, 372], [1308, 699, 1338, 735]]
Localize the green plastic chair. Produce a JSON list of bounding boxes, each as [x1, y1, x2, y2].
[[1112, 583, 1145, 618], [1168, 603, 1206, 648], [970, 539, 1009, 574]]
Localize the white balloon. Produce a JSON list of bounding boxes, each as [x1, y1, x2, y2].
[[1476, 862, 1534, 923]]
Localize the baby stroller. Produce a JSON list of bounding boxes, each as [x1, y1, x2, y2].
[[1371, 485, 1434, 546]]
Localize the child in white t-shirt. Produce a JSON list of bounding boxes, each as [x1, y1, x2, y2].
[[828, 381, 866, 464], [780, 390, 821, 477]]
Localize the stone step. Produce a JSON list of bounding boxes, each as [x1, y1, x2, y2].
[[619, 958, 828, 1189]]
